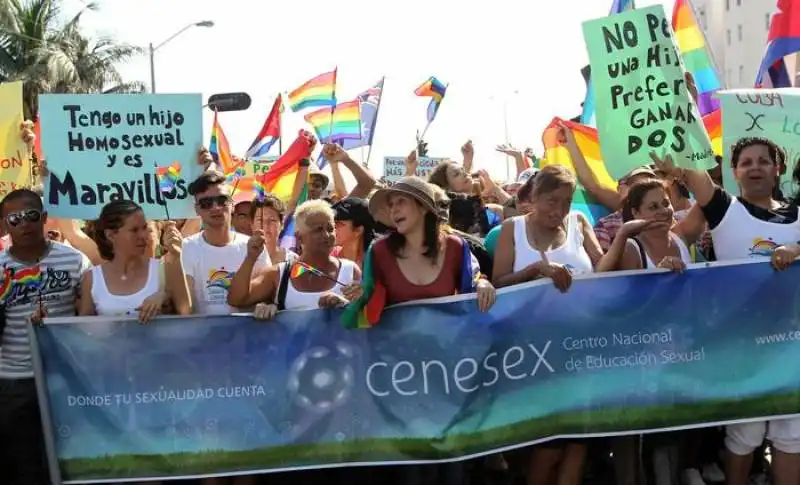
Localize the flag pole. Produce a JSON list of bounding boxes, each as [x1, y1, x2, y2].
[[326, 67, 338, 147], [363, 76, 385, 168]]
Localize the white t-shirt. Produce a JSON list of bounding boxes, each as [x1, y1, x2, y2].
[[182, 232, 270, 315], [90, 259, 161, 316]]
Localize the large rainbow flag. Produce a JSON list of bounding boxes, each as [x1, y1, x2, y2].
[[672, 0, 722, 116], [541, 118, 615, 225], [253, 130, 316, 202], [287, 70, 337, 112], [304, 100, 361, 142]]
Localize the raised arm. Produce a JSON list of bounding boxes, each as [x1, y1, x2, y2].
[[160, 222, 192, 315], [227, 231, 278, 307], [558, 121, 621, 211], [649, 152, 715, 207], [322, 143, 377, 199]]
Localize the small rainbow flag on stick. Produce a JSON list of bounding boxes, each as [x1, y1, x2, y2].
[[252, 176, 267, 202], [290, 261, 345, 286], [288, 69, 337, 112], [155, 162, 182, 220], [304, 100, 362, 143], [414, 76, 447, 123]]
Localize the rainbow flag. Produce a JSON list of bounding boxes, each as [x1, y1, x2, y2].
[[155, 162, 182, 193], [414, 76, 447, 123], [304, 100, 361, 142], [703, 109, 722, 157], [209, 112, 235, 174], [341, 243, 387, 329], [672, 0, 722, 115], [541, 118, 615, 225], [288, 69, 337, 112]]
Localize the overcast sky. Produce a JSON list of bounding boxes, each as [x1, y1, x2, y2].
[[67, 0, 674, 181]]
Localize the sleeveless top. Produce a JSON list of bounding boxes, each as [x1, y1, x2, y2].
[[710, 197, 800, 261], [512, 212, 594, 275], [373, 235, 466, 304], [90, 259, 161, 316], [629, 233, 692, 268], [276, 259, 357, 310]]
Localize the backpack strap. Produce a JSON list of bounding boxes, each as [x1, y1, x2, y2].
[[631, 237, 648, 269], [276, 261, 293, 311]]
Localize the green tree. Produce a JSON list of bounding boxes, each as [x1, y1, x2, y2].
[[0, 0, 142, 119]]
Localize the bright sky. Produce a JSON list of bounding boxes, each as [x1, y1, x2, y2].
[[68, 0, 674, 183]]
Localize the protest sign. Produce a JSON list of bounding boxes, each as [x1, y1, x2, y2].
[[383, 156, 448, 182], [582, 5, 715, 179], [33, 260, 800, 483], [0, 81, 29, 198], [717, 89, 798, 196], [39, 94, 203, 220]]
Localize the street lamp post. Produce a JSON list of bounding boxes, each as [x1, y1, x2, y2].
[[149, 20, 214, 93], [490, 90, 519, 181]]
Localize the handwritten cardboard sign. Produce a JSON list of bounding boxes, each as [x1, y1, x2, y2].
[[39, 94, 203, 220], [582, 5, 715, 178], [718, 89, 800, 195], [383, 156, 448, 183], [0, 82, 29, 198]]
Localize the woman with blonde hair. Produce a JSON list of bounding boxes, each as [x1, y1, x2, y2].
[[228, 199, 361, 317]]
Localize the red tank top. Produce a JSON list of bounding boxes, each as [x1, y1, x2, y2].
[[372, 235, 464, 305]]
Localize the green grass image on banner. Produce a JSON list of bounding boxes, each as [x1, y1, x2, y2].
[[61, 391, 800, 481]]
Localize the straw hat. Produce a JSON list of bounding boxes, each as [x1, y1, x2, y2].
[[368, 176, 438, 228]]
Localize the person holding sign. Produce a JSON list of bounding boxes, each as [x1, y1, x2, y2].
[[650, 138, 800, 485], [77, 200, 191, 324], [0, 188, 91, 485]]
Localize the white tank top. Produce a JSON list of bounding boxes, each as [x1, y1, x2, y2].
[[629, 233, 692, 268], [90, 259, 161, 316], [512, 212, 594, 275], [711, 197, 800, 261], [276, 259, 357, 310]]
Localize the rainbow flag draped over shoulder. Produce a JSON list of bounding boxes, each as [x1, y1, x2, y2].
[[341, 237, 481, 329], [304, 100, 361, 142], [672, 0, 722, 115], [288, 70, 337, 112], [541, 118, 614, 225], [341, 243, 386, 329]]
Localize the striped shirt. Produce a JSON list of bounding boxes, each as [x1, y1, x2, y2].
[[0, 242, 91, 379]]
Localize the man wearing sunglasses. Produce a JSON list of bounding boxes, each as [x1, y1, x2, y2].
[[0, 188, 91, 485], [182, 172, 271, 316]]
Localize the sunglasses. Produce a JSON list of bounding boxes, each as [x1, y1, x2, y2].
[[6, 209, 42, 227], [196, 195, 231, 210]]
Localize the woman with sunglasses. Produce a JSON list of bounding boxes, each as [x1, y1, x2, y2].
[[78, 200, 190, 325]]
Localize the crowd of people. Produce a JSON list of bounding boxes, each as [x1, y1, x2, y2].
[[1, 105, 800, 485]]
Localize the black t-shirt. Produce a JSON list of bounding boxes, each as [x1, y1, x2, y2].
[[701, 186, 798, 231]]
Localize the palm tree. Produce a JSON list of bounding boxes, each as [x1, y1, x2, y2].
[[0, 0, 143, 119]]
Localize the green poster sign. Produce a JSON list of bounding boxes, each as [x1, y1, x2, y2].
[[582, 5, 715, 179], [718, 89, 799, 197]]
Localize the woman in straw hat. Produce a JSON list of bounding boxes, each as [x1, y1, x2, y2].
[[367, 176, 496, 311]]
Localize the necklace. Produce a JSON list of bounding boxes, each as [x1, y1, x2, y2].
[[120, 274, 128, 281]]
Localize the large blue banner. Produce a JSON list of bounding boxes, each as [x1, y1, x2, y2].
[[32, 260, 800, 483]]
